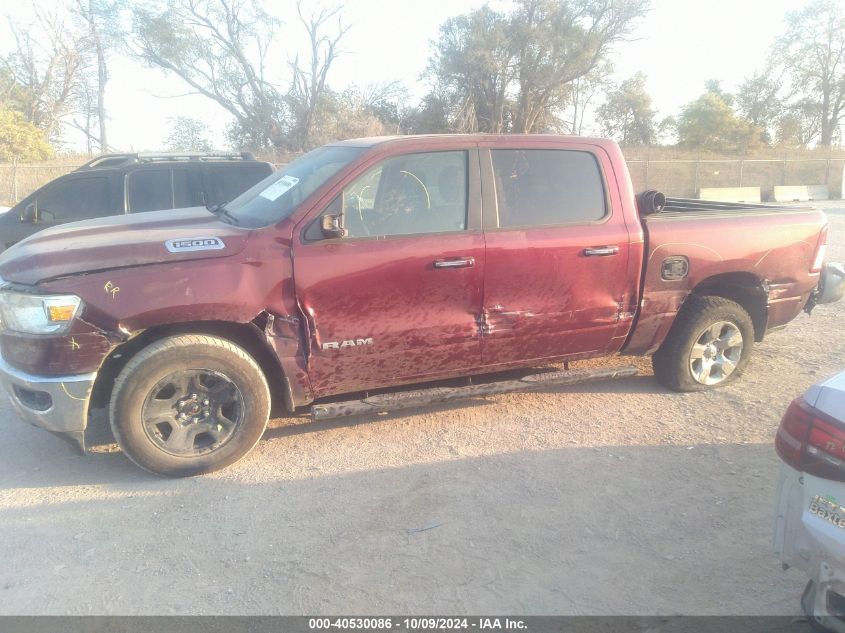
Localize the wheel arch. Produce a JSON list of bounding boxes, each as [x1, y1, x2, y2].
[[89, 319, 292, 417], [689, 272, 768, 342]]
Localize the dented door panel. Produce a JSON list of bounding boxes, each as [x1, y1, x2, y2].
[[291, 146, 485, 398], [481, 224, 632, 363], [292, 232, 485, 397], [478, 143, 634, 364]]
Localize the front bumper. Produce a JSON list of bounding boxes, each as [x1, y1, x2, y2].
[[0, 354, 94, 450]]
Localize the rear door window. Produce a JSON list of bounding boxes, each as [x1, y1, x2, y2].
[[127, 169, 173, 212], [36, 177, 110, 221], [490, 149, 606, 228]]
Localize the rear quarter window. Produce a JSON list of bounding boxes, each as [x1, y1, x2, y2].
[[491, 149, 607, 228]]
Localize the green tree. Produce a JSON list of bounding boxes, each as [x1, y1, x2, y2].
[[776, 99, 821, 147], [597, 72, 657, 146], [775, 0, 845, 146], [426, 0, 649, 134], [736, 69, 783, 143], [677, 82, 761, 151], [0, 109, 54, 161], [426, 6, 514, 133], [164, 116, 213, 151], [402, 94, 452, 134]]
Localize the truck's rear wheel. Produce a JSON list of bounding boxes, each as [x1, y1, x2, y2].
[[109, 335, 270, 477], [652, 295, 755, 392]]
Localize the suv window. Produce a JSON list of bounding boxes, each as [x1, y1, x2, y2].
[[172, 169, 192, 208], [204, 165, 269, 207], [128, 169, 197, 212], [128, 169, 172, 212], [491, 149, 606, 228], [341, 150, 467, 238], [36, 177, 110, 221]]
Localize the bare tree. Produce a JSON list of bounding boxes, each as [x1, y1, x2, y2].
[[75, 79, 97, 154], [1, 10, 90, 141], [73, 0, 117, 151], [132, 0, 286, 148], [288, 1, 350, 150], [566, 60, 612, 135]]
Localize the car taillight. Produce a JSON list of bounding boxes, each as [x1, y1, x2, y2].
[[775, 396, 845, 481], [811, 225, 829, 273]]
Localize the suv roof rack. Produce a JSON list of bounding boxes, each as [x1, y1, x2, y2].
[[77, 151, 257, 170]]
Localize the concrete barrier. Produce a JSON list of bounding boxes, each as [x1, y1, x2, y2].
[[699, 187, 761, 203], [772, 185, 830, 202]]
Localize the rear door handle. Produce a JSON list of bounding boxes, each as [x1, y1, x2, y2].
[[434, 257, 475, 269], [583, 246, 619, 257]]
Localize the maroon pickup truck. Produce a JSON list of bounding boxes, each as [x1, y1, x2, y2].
[[0, 134, 842, 476]]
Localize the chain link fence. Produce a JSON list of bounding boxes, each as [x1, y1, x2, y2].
[[0, 157, 843, 207], [0, 162, 79, 207]]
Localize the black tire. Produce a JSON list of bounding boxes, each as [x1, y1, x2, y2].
[[652, 295, 755, 392], [109, 334, 270, 477]]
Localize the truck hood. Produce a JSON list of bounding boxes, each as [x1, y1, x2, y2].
[[0, 207, 250, 285]]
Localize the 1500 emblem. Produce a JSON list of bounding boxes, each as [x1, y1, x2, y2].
[[322, 338, 374, 350], [165, 237, 226, 253]]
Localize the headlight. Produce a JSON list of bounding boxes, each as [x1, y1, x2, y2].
[[0, 291, 82, 334]]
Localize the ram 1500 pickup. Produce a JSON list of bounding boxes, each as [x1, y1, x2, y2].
[[0, 134, 841, 476]]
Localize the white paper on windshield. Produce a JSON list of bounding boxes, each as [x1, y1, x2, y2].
[[259, 175, 300, 201]]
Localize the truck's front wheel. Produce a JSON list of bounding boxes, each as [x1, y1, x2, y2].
[[652, 295, 755, 392], [110, 335, 271, 477]]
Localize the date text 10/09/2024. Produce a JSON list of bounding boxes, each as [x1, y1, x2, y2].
[[308, 618, 528, 631]]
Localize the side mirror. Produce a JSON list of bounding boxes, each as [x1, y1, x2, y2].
[[20, 202, 36, 224], [320, 213, 346, 239]]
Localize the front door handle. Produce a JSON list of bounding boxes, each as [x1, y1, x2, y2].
[[583, 245, 619, 257], [434, 257, 475, 269]]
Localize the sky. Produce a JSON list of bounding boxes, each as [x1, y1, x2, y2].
[[0, 0, 823, 152]]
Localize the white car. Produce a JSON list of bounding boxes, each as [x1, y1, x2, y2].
[[775, 369, 845, 629]]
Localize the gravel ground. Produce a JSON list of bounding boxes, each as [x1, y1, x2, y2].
[[0, 204, 843, 616]]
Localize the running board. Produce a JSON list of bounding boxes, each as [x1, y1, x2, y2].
[[310, 366, 639, 421]]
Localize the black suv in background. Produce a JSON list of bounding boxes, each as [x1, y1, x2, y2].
[[0, 152, 274, 250]]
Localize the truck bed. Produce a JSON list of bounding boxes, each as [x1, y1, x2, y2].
[[623, 202, 828, 356]]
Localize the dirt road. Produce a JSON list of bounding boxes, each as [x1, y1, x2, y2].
[[1, 206, 843, 615]]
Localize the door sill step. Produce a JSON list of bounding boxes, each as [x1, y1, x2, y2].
[[310, 365, 639, 421]]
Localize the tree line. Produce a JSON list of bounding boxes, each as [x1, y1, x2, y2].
[[0, 0, 843, 161]]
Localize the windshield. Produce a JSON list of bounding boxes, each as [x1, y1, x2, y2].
[[221, 145, 365, 227]]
